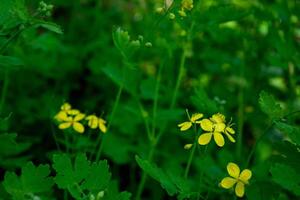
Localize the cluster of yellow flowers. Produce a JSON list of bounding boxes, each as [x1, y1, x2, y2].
[[178, 113, 235, 147], [54, 103, 107, 134], [178, 112, 251, 197], [178, 0, 194, 17], [155, 0, 194, 19]]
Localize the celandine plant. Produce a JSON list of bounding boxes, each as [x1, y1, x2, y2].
[[0, 0, 300, 200]]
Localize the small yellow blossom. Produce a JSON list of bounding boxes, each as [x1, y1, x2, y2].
[[220, 162, 252, 197], [210, 113, 226, 123], [86, 115, 107, 133], [61, 103, 71, 111], [169, 13, 176, 20], [155, 7, 164, 14], [184, 143, 193, 150], [178, 9, 187, 17], [178, 113, 203, 131], [59, 113, 85, 134], [198, 118, 226, 147], [181, 0, 193, 11]]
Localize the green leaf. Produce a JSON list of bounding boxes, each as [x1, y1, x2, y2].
[[3, 162, 54, 200], [0, 55, 23, 67], [275, 122, 300, 145], [135, 155, 178, 196], [191, 88, 218, 114], [270, 163, 300, 196], [53, 153, 111, 199], [32, 20, 63, 34], [259, 91, 283, 120], [0, 133, 32, 168], [0, 0, 28, 32]]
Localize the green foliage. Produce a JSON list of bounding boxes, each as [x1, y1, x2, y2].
[[259, 91, 283, 120], [135, 155, 178, 196], [270, 163, 300, 196], [1, 0, 300, 199], [3, 162, 54, 200], [0, 133, 31, 168], [52, 153, 111, 199]]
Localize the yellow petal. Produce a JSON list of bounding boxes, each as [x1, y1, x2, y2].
[[224, 132, 236, 143], [54, 111, 68, 121], [226, 126, 235, 134], [74, 113, 85, 121], [235, 181, 245, 197], [73, 122, 85, 133], [190, 113, 203, 123], [220, 177, 237, 189], [58, 122, 72, 129], [214, 123, 226, 132], [200, 119, 213, 132], [61, 103, 71, 110], [211, 113, 225, 123], [227, 162, 240, 179], [99, 118, 106, 124], [87, 116, 98, 129], [239, 169, 252, 183], [198, 133, 212, 145], [178, 122, 192, 131], [67, 109, 80, 115], [214, 132, 225, 147], [99, 121, 107, 133], [184, 144, 193, 150]]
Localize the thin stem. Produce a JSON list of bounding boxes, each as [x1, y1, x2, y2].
[[95, 83, 124, 162], [197, 145, 208, 200], [64, 190, 68, 200], [184, 125, 198, 178], [236, 62, 245, 160], [170, 50, 186, 108], [0, 27, 23, 54], [0, 70, 9, 115], [246, 123, 273, 167], [135, 146, 155, 200], [151, 61, 163, 138]]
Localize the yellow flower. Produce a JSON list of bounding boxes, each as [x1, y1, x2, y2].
[[58, 113, 85, 134], [184, 143, 193, 150], [178, 9, 187, 17], [54, 102, 80, 121], [198, 118, 226, 147], [86, 115, 107, 133], [54, 111, 68, 122], [220, 162, 252, 197], [210, 113, 226, 123], [178, 113, 203, 131], [61, 102, 71, 111], [181, 0, 193, 11]]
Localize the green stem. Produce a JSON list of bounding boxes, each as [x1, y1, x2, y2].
[[0, 70, 9, 115], [64, 190, 68, 200], [135, 146, 155, 200], [184, 125, 198, 178], [170, 50, 186, 108], [236, 87, 244, 160], [246, 123, 273, 167], [197, 145, 208, 199], [95, 83, 124, 162], [0, 27, 23, 54], [151, 61, 163, 138], [236, 62, 245, 160]]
